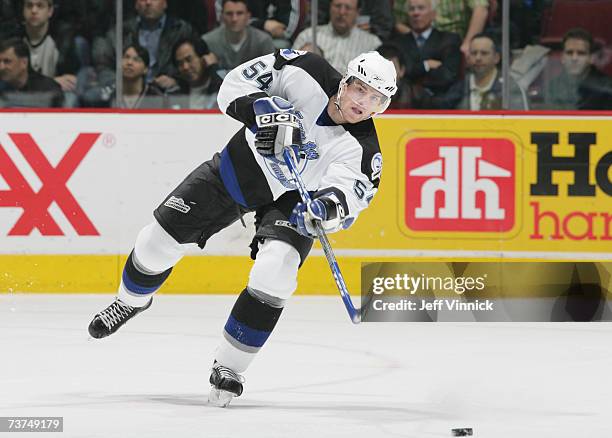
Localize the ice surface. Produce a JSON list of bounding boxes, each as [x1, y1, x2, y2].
[[1, 294, 611, 438]]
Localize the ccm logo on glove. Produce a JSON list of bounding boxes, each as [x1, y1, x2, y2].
[[256, 112, 299, 127]]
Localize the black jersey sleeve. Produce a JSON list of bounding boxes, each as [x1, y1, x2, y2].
[[225, 92, 269, 129]]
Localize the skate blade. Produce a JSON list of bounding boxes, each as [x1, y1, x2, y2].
[[208, 387, 235, 408]]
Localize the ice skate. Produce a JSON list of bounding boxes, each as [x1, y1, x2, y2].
[[208, 361, 244, 407], [88, 298, 152, 339]]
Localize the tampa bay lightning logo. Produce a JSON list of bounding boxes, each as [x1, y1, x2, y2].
[[302, 141, 319, 160], [371, 152, 382, 180], [263, 141, 319, 189]]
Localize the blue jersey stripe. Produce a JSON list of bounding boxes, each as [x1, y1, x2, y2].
[[220, 147, 248, 208]]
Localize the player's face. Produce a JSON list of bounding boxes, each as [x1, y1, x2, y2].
[[122, 47, 148, 81], [469, 37, 499, 79], [340, 78, 388, 123], [135, 0, 167, 22], [407, 0, 435, 34], [222, 1, 251, 33], [562, 38, 591, 77], [330, 0, 359, 36], [0, 48, 27, 87], [175, 43, 204, 85], [23, 0, 53, 28]]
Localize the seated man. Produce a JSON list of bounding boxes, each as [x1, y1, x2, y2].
[[391, 0, 461, 109], [92, 0, 195, 92], [542, 28, 612, 110], [171, 37, 223, 109], [203, 0, 276, 72], [0, 0, 89, 102], [292, 0, 381, 73], [314, 0, 393, 41], [0, 37, 63, 107], [455, 33, 528, 110]]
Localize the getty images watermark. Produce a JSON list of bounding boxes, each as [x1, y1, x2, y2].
[[360, 262, 612, 322], [361, 264, 494, 322], [370, 272, 493, 312]]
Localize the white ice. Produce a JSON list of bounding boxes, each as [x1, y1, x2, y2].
[[1, 294, 611, 438]]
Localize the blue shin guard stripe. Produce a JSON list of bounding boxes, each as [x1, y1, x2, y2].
[[122, 269, 159, 295], [224, 315, 271, 348], [122, 251, 172, 295]]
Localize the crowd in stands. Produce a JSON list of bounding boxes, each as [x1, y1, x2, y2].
[[1, 0, 611, 110]]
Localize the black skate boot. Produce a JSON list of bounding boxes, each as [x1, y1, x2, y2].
[[208, 361, 244, 407], [88, 298, 152, 339]]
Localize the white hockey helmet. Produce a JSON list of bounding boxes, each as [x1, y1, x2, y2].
[[339, 51, 398, 114]]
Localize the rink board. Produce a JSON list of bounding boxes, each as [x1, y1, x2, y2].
[[0, 111, 610, 293]]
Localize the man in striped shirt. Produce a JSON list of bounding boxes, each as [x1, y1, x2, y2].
[[292, 0, 380, 73]]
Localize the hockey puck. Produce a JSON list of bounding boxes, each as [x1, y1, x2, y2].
[[451, 428, 473, 436]]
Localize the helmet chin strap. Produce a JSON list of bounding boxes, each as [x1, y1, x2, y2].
[[334, 83, 347, 122]]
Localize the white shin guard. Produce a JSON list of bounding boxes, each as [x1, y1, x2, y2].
[[133, 220, 189, 273], [118, 220, 189, 307]]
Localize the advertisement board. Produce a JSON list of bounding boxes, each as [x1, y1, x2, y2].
[[0, 112, 610, 293]]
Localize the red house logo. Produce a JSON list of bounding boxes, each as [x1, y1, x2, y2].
[[405, 138, 515, 232]]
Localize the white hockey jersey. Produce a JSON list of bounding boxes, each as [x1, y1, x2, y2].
[[216, 49, 383, 226]]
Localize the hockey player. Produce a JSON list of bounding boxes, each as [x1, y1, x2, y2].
[[88, 48, 396, 407]]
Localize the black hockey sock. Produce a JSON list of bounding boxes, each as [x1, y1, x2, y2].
[[223, 288, 284, 352], [121, 250, 173, 298]]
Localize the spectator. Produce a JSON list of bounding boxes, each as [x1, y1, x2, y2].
[[435, 0, 489, 57], [543, 28, 612, 110], [116, 44, 167, 108], [377, 43, 412, 108], [79, 44, 168, 108], [313, 0, 393, 41], [203, 0, 276, 72], [92, 0, 194, 91], [171, 37, 222, 109], [19, 0, 82, 96], [292, 0, 381, 73], [247, 0, 306, 48], [454, 33, 528, 110], [391, 0, 462, 109], [0, 37, 63, 107]]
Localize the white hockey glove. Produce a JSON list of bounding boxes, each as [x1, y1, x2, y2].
[[290, 192, 348, 237], [253, 96, 302, 160]]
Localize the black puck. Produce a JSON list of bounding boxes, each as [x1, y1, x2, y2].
[[451, 428, 473, 436]]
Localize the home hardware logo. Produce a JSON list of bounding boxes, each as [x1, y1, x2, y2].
[[405, 137, 515, 232]]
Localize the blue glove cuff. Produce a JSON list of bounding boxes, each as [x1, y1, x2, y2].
[[253, 96, 294, 116]]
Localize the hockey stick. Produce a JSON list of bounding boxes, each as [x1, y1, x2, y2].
[[282, 147, 362, 324]]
